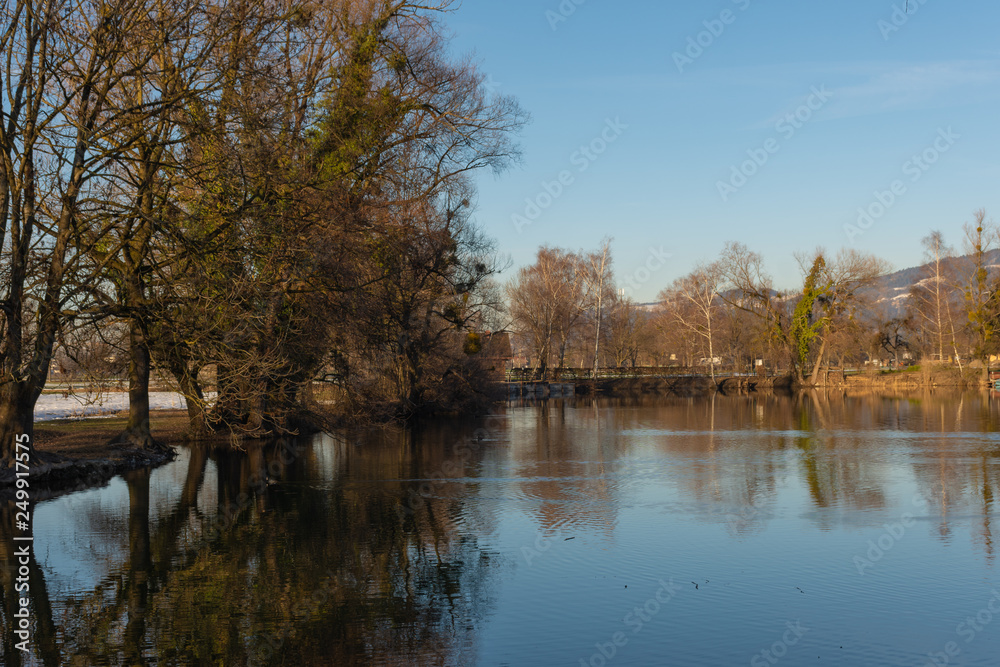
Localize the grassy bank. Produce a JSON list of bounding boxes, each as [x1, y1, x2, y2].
[[3, 410, 229, 500]]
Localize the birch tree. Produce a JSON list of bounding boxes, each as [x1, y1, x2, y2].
[[909, 231, 956, 363], [659, 261, 723, 382], [584, 238, 613, 377]]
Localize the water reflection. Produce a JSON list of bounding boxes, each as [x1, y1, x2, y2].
[[5, 433, 502, 666], [4, 390, 1000, 666]]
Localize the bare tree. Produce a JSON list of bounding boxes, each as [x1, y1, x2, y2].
[[959, 210, 998, 379], [89, 0, 236, 449], [804, 248, 890, 380], [0, 0, 197, 467], [719, 242, 798, 376], [583, 238, 614, 378], [506, 247, 585, 378], [659, 261, 724, 382], [604, 293, 647, 368], [720, 243, 887, 383], [909, 231, 956, 363], [551, 252, 587, 371]]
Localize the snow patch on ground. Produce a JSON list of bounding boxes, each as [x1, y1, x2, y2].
[[35, 392, 188, 422]]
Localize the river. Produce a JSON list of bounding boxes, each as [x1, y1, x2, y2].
[[4, 391, 1000, 665]]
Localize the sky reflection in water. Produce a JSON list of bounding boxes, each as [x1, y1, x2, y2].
[[7, 391, 1000, 666]]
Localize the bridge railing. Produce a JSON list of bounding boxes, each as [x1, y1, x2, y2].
[[505, 367, 771, 382]]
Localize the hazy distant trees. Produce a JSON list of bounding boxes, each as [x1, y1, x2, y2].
[[504, 214, 1000, 385], [508, 239, 893, 382], [586, 242, 885, 382], [716, 245, 888, 382]]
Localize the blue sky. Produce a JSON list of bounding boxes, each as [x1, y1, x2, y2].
[[447, 0, 1000, 301]]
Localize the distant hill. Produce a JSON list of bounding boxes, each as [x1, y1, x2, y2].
[[638, 249, 1000, 318], [869, 249, 1000, 317]]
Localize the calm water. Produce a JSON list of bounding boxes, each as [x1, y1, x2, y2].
[[5, 392, 1000, 666]]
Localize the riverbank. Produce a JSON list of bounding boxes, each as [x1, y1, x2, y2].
[[5, 368, 987, 497], [0, 411, 195, 499], [818, 365, 984, 389], [512, 366, 985, 397], [573, 375, 793, 396]]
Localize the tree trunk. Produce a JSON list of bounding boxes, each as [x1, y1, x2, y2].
[[0, 383, 36, 471], [935, 272, 944, 363], [181, 375, 207, 438], [592, 305, 602, 380], [537, 343, 548, 381], [788, 343, 804, 383], [556, 337, 568, 379], [707, 318, 716, 384], [404, 349, 422, 413], [0, 503, 25, 667], [213, 365, 241, 427], [947, 307, 964, 372], [110, 319, 163, 451], [165, 353, 207, 438], [123, 468, 151, 664], [246, 378, 268, 433], [809, 338, 828, 385]]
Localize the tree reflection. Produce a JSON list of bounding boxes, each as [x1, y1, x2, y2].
[[508, 392, 1000, 551], [0, 500, 61, 666], [46, 424, 501, 665], [12, 391, 1000, 663]]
